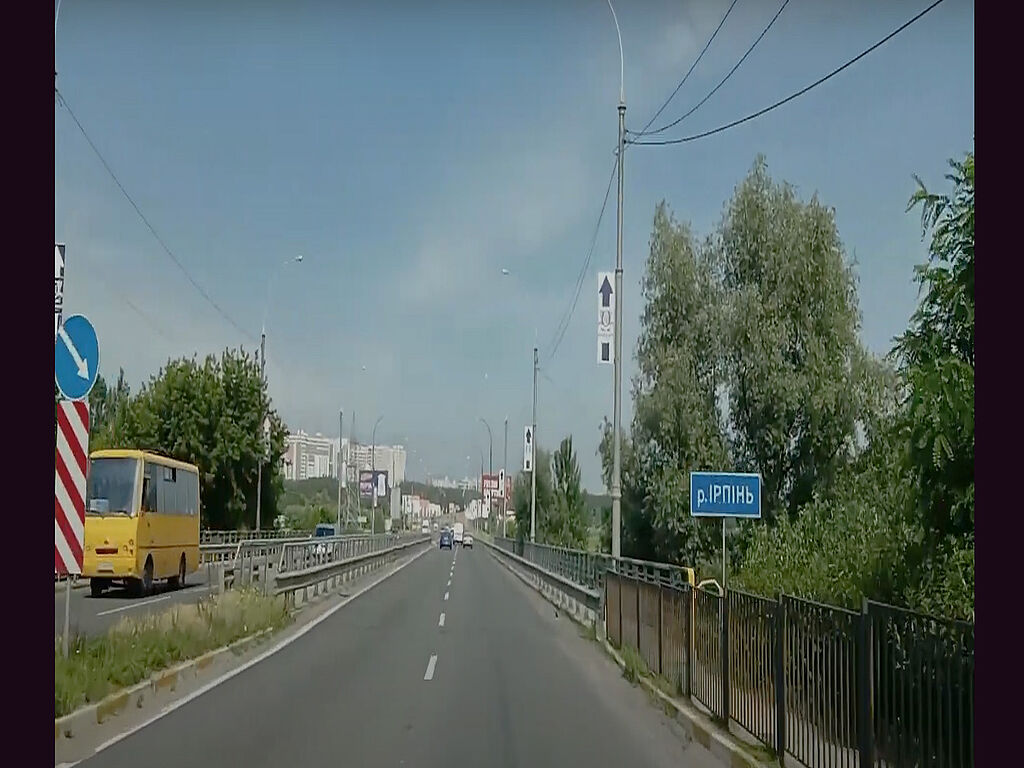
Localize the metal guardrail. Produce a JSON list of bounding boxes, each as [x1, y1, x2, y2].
[[200, 529, 313, 545], [271, 534, 431, 601], [491, 537, 694, 591]]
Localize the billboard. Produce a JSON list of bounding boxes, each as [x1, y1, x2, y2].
[[359, 469, 389, 499]]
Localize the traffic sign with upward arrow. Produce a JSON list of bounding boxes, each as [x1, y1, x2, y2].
[[55, 314, 100, 401], [597, 271, 615, 365]]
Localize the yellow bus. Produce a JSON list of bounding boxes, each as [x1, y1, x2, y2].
[[83, 449, 201, 597]]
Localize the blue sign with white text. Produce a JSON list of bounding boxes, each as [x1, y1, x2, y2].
[[55, 314, 100, 401], [690, 472, 762, 518]]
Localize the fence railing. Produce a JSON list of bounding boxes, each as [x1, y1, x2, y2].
[[603, 567, 975, 768], [492, 536, 694, 591], [200, 529, 313, 545]]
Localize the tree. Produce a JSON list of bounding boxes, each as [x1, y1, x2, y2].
[[715, 157, 878, 522], [118, 348, 287, 529], [547, 436, 587, 549], [893, 151, 974, 542], [512, 448, 551, 544]]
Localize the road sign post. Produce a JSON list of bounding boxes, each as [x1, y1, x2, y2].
[[55, 243, 66, 339], [597, 271, 615, 365], [55, 314, 99, 401], [56, 400, 90, 657], [689, 471, 762, 591]]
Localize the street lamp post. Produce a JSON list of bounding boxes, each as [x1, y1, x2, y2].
[[371, 415, 384, 534], [256, 254, 303, 532], [479, 418, 493, 531]]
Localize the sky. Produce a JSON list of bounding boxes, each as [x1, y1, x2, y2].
[[55, 0, 975, 491]]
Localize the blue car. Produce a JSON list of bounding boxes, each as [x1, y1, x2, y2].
[[439, 530, 453, 549]]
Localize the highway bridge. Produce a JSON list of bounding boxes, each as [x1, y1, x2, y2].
[[55, 533, 974, 768]]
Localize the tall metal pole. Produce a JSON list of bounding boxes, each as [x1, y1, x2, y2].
[[342, 409, 350, 536], [609, 0, 626, 559], [503, 416, 508, 538], [347, 411, 356, 529], [371, 416, 383, 534], [256, 331, 266, 532], [530, 346, 538, 543]]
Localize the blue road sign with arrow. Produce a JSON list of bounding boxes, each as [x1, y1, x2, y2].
[[55, 314, 100, 401]]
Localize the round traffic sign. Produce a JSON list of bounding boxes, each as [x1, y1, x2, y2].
[[55, 314, 100, 401]]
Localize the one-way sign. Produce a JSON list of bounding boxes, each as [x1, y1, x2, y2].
[[597, 271, 614, 365]]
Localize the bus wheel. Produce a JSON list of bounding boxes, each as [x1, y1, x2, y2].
[[90, 579, 106, 598], [169, 555, 186, 589], [141, 557, 154, 595]]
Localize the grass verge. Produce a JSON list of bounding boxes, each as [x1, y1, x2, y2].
[[55, 589, 291, 718]]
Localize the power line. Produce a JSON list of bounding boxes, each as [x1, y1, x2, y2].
[[629, 0, 946, 147], [636, 0, 792, 137], [633, 0, 740, 137], [544, 154, 618, 363], [55, 89, 257, 344]]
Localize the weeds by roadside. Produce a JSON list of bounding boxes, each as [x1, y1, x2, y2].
[[55, 589, 291, 718]]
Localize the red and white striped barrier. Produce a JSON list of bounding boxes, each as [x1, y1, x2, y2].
[[55, 400, 89, 575]]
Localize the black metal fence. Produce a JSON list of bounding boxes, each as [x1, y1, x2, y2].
[[604, 569, 975, 768]]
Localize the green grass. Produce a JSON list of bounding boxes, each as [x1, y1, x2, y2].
[[55, 589, 292, 718]]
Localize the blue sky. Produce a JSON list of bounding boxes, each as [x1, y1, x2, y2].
[[55, 0, 975, 491]]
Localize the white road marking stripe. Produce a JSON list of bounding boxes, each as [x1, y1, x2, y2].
[[96, 593, 175, 616], [447, 579, 451, 587], [444, 591, 449, 601], [424, 654, 438, 680], [439, 612, 445, 627], [77, 544, 434, 763]]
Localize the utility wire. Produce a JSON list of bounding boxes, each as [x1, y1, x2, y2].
[[636, 0, 792, 137], [56, 89, 257, 344], [629, 0, 946, 147], [544, 154, 618, 364], [633, 0, 740, 137]]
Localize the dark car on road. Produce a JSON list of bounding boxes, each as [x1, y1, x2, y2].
[[439, 530, 453, 549]]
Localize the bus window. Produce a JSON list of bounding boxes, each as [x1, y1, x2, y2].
[[86, 457, 139, 516]]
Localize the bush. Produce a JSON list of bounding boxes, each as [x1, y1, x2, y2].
[[55, 589, 291, 718]]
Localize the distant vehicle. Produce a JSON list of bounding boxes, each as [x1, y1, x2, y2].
[[421, 520, 431, 534], [453, 522, 465, 546], [313, 523, 336, 556], [83, 450, 200, 598], [463, 534, 474, 549], [439, 530, 453, 549], [433, 522, 439, 531]]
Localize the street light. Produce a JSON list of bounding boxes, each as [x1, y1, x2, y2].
[[479, 418, 493, 531], [255, 254, 304, 532], [371, 415, 384, 534]]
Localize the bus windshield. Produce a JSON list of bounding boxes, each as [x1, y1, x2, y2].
[[86, 457, 139, 516]]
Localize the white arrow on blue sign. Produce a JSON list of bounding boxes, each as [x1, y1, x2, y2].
[[689, 471, 762, 518], [55, 314, 100, 401]]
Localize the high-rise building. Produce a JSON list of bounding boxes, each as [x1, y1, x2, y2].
[[343, 443, 406, 486], [283, 431, 347, 481]]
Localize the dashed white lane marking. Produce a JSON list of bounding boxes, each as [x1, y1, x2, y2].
[[444, 591, 449, 601], [424, 654, 438, 680], [447, 579, 451, 587], [439, 612, 445, 627], [95, 594, 175, 616]]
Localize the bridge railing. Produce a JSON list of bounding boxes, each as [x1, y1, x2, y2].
[[200, 529, 313, 545], [492, 536, 974, 768]]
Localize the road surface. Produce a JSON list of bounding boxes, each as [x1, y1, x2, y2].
[[55, 568, 216, 638], [77, 543, 719, 767]]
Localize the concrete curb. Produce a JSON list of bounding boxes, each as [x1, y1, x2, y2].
[[55, 627, 276, 741], [599, 639, 775, 768]]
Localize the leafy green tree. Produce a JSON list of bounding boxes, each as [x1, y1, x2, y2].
[[118, 348, 286, 529], [714, 157, 879, 522], [512, 448, 551, 544], [893, 151, 974, 542], [547, 436, 587, 548]]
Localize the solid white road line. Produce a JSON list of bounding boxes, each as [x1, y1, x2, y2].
[[444, 591, 449, 601], [439, 612, 445, 627], [95, 594, 175, 616], [75, 543, 434, 765], [424, 654, 438, 680]]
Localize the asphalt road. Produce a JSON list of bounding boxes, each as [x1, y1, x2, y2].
[[77, 543, 720, 768], [55, 568, 217, 638]]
